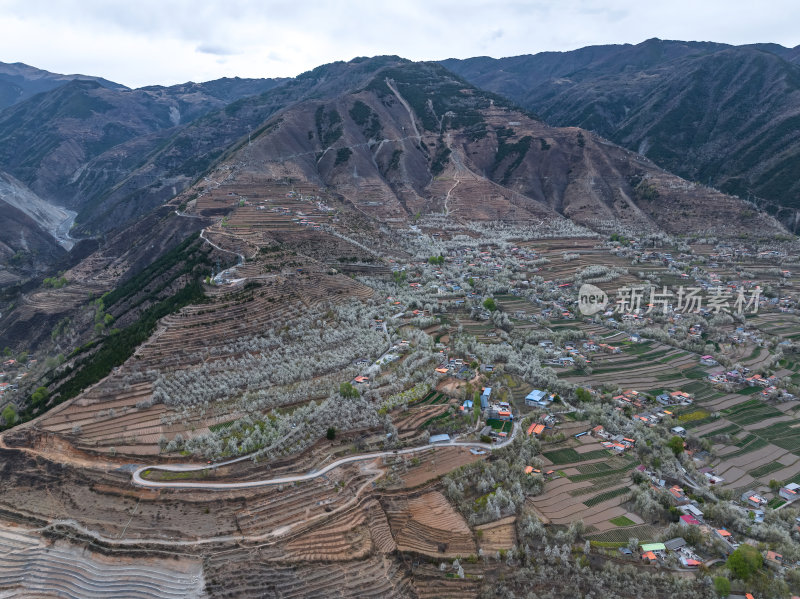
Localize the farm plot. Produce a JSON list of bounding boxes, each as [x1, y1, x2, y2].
[[475, 516, 517, 553], [384, 491, 475, 558], [713, 443, 793, 490], [530, 447, 638, 533], [583, 487, 630, 507], [565, 344, 699, 388], [529, 476, 635, 532], [722, 400, 784, 426], [283, 499, 396, 561], [542, 447, 609, 465], [587, 524, 662, 545], [751, 420, 800, 454], [0, 524, 205, 599], [204, 550, 412, 599], [384, 447, 486, 489], [236, 464, 377, 537]]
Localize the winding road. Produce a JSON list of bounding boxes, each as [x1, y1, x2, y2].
[[132, 423, 520, 490]]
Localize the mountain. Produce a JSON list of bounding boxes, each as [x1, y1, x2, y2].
[[0, 75, 286, 235], [176, 59, 782, 237], [441, 39, 800, 229], [0, 59, 405, 237], [0, 61, 126, 110], [61, 56, 409, 235]]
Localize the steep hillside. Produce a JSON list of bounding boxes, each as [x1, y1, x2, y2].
[[218, 60, 783, 237], [442, 39, 800, 229], [0, 57, 404, 236], [0, 171, 75, 249], [0, 199, 66, 280], [0, 75, 282, 236]]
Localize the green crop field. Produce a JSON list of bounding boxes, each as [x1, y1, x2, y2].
[[701, 423, 740, 438], [609, 516, 636, 527], [569, 462, 635, 483], [542, 447, 609, 465], [679, 410, 711, 423], [720, 437, 768, 459], [209, 420, 235, 432], [748, 462, 785, 478], [683, 368, 709, 380], [754, 421, 800, 454], [683, 415, 718, 429], [584, 487, 630, 507], [722, 399, 782, 426], [576, 462, 613, 475], [737, 386, 764, 395]]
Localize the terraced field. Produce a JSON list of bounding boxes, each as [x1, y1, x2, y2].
[[530, 438, 640, 532], [384, 491, 475, 558], [564, 340, 699, 389], [0, 525, 205, 598], [475, 515, 517, 552], [203, 552, 413, 598], [542, 447, 609, 465], [722, 399, 784, 426]]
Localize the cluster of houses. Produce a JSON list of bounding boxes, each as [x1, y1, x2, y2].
[[538, 338, 620, 368], [611, 388, 694, 422], [707, 368, 792, 400], [523, 465, 556, 478], [433, 355, 474, 380], [397, 243, 548, 305], [698, 466, 725, 486], [633, 538, 703, 569], [486, 400, 513, 422], [591, 425, 636, 453], [740, 490, 768, 510], [630, 466, 756, 559]]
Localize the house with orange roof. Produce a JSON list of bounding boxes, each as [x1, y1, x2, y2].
[[765, 550, 783, 569], [591, 425, 606, 438], [641, 551, 657, 563], [668, 485, 689, 505], [527, 423, 545, 436]]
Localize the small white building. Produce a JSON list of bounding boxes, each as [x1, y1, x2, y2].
[[670, 426, 687, 438]]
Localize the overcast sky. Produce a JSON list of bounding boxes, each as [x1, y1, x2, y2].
[[1, 0, 798, 88]]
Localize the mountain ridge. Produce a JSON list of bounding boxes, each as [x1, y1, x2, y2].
[[440, 38, 800, 229]]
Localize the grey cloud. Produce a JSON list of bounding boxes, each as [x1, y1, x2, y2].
[[196, 44, 239, 56]]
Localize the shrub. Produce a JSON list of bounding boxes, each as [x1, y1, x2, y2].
[[667, 435, 685, 456], [713, 576, 730, 597], [727, 544, 762, 580]]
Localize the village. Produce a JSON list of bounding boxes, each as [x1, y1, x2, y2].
[[3, 182, 800, 599]]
